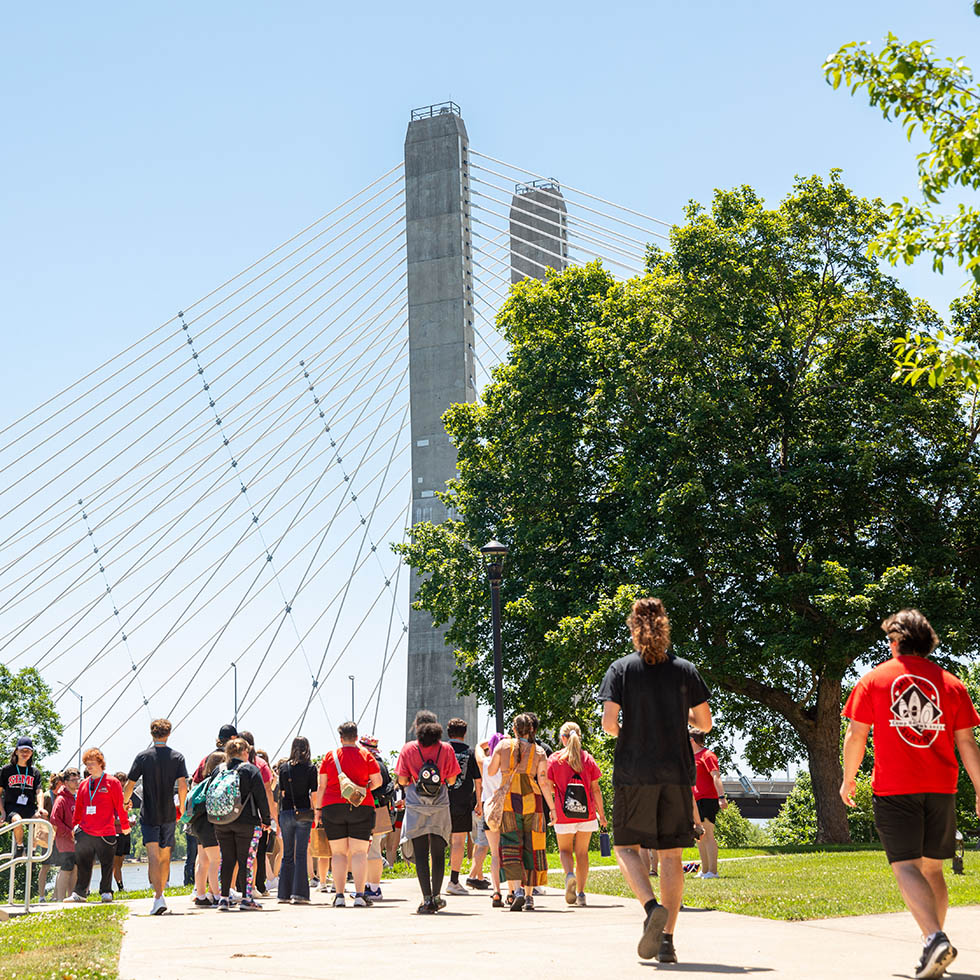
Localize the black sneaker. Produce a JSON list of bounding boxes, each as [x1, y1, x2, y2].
[[658, 936, 677, 964], [432, 895, 446, 911], [510, 891, 526, 912], [914, 932, 956, 979], [193, 897, 213, 907], [466, 877, 491, 890], [417, 899, 436, 914], [638, 903, 668, 960]]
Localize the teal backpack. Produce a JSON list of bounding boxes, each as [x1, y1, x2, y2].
[[179, 776, 212, 827], [205, 765, 244, 824]]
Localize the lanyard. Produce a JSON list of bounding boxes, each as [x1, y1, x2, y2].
[[15, 764, 30, 780], [89, 774, 105, 802]]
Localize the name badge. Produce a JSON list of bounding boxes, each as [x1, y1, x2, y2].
[[16, 794, 28, 807], [86, 805, 96, 815]]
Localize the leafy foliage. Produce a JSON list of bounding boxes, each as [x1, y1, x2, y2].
[[768, 771, 876, 844], [713, 801, 766, 847], [956, 661, 980, 835], [0, 665, 62, 762], [398, 174, 980, 842]]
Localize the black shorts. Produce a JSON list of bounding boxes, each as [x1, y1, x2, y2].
[[52, 848, 76, 871], [321, 803, 376, 842], [115, 833, 131, 857], [697, 798, 720, 823], [450, 809, 473, 835], [613, 784, 694, 850], [873, 793, 957, 864]]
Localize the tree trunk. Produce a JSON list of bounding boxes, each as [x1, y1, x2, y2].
[[804, 676, 851, 844]]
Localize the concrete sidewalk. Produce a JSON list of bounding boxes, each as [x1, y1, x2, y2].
[[118, 878, 980, 980]]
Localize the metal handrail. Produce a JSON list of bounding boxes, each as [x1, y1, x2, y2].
[[0, 817, 55, 912], [410, 101, 461, 121]]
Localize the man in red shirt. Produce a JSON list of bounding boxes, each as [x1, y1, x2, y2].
[[690, 729, 727, 878], [841, 609, 980, 980]]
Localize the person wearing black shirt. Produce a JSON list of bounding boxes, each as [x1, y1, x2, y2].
[[275, 736, 318, 905], [216, 737, 271, 910], [0, 736, 46, 853], [123, 718, 188, 916], [599, 598, 712, 965], [445, 719, 482, 895]]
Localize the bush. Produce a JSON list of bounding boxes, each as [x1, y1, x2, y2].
[[714, 801, 766, 847], [767, 773, 817, 844]]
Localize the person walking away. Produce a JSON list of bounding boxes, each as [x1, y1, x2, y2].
[[50, 769, 79, 901], [841, 609, 980, 980], [66, 748, 130, 903], [689, 729, 726, 878], [547, 721, 606, 906], [395, 717, 461, 913], [124, 718, 188, 915], [238, 731, 276, 896], [188, 751, 224, 906], [276, 737, 318, 905], [599, 597, 712, 964], [487, 714, 553, 911], [316, 722, 381, 907], [211, 737, 270, 910], [0, 736, 47, 854], [359, 734, 394, 901], [475, 733, 505, 904], [111, 771, 138, 892], [445, 718, 482, 896]]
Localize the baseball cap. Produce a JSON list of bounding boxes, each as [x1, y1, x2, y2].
[[217, 724, 237, 742], [16, 736, 34, 750]]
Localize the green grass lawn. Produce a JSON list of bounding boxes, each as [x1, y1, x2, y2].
[[584, 849, 980, 920], [0, 904, 126, 979]]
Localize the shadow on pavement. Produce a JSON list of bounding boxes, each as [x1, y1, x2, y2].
[[640, 964, 774, 973]]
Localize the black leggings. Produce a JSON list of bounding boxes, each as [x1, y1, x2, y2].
[[216, 823, 259, 898], [412, 834, 446, 899], [74, 831, 116, 896]]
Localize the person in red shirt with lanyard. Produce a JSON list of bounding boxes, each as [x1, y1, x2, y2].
[[65, 747, 130, 903], [690, 729, 726, 878], [841, 609, 980, 980]]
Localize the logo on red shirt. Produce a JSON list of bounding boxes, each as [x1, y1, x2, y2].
[[889, 675, 945, 747]]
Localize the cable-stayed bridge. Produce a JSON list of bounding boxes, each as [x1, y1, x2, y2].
[[0, 103, 671, 765]]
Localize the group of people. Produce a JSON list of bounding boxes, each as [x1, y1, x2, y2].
[[2, 600, 979, 980]]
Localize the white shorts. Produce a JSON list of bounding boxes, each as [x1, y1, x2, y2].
[[554, 819, 599, 835]]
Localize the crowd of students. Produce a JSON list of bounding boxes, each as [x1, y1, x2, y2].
[[2, 601, 979, 980]]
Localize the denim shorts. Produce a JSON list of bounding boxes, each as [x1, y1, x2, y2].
[[140, 820, 176, 849]]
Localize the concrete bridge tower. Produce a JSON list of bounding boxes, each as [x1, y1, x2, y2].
[[403, 103, 478, 739], [510, 178, 568, 283]]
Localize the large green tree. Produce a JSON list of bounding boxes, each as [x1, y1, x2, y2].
[[0, 665, 62, 762], [399, 174, 980, 842]]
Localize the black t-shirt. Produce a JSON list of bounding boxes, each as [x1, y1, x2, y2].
[[1, 764, 41, 814], [277, 762, 318, 811], [127, 745, 188, 825], [447, 740, 481, 813], [598, 651, 711, 787]]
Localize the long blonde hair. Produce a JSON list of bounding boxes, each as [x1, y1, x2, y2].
[[559, 721, 583, 772]]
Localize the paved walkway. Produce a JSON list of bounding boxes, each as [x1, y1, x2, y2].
[[116, 879, 980, 979]]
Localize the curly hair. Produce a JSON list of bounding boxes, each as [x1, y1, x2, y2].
[[881, 609, 939, 657], [627, 597, 671, 665]]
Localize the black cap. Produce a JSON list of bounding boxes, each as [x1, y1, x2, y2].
[[16, 736, 34, 750], [218, 724, 237, 742]]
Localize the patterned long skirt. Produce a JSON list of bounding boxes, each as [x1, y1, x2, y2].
[[498, 773, 547, 886]]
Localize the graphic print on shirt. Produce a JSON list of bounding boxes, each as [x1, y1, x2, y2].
[[889, 674, 945, 747]]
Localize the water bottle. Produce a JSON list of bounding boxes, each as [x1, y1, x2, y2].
[[599, 831, 612, 857]]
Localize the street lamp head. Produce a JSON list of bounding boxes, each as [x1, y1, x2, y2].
[[480, 539, 509, 561]]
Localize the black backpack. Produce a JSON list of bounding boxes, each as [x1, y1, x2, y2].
[[562, 769, 590, 820], [415, 745, 442, 799], [374, 758, 395, 808]]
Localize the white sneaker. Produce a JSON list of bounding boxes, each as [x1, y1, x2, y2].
[[701, 871, 719, 879], [267, 876, 279, 889], [64, 893, 86, 903], [230, 889, 242, 901], [446, 881, 469, 896], [151, 896, 167, 915], [100, 893, 113, 903]]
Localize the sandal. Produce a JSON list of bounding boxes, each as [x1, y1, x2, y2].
[[492, 892, 503, 908]]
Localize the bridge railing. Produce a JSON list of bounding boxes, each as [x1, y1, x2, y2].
[[410, 101, 461, 120], [0, 817, 55, 913]]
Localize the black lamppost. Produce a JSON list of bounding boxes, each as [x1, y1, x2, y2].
[[480, 539, 509, 735]]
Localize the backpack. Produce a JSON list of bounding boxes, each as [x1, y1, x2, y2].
[[179, 776, 211, 827], [205, 765, 244, 824], [562, 768, 590, 820], [415, 744, 442, 799], [373, 758, 395, 809]]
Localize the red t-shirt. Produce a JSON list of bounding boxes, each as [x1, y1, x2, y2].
[[546, 751, 601, 822], [255, 757, 272, 785], [73, 773, 130, 837], [318, 746, 380, 808], [843, 655, 980, 796], [394, 741, 461, 785], [693, 748, 720, 800]]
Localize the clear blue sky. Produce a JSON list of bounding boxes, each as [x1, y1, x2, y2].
[[2, 3, 978, 768]]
